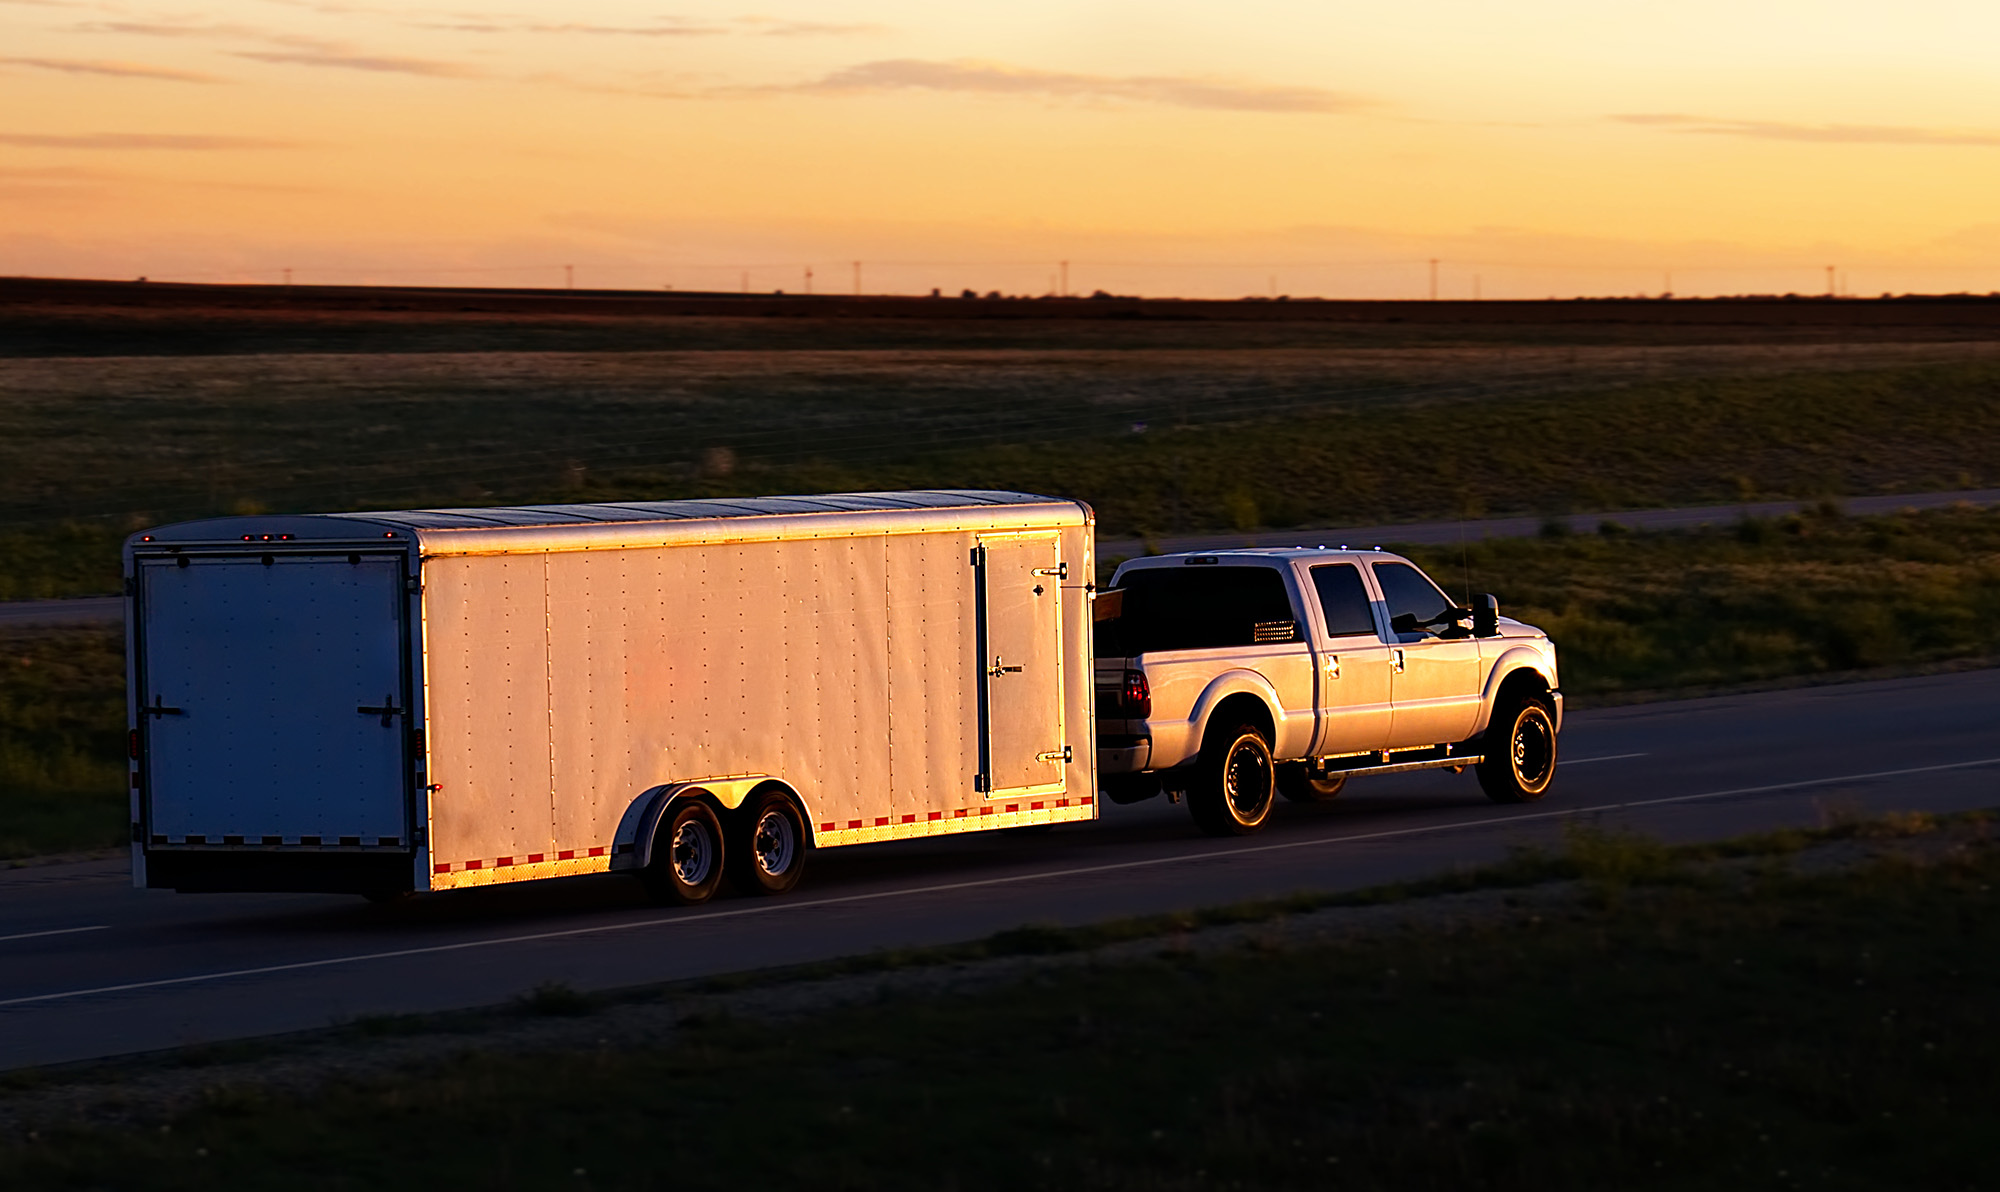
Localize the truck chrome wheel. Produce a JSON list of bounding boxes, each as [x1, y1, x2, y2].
[[1191, 724, 1276, 836], [729, 788, 808, 896], [1477, 699, 1558, 804], [642, 800, 727, 905]]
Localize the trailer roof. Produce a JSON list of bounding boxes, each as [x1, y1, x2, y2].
[[325, 489, 1060, 531]]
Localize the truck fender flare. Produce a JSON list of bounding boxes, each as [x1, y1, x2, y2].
[[1477, 649, 1556, 734], [616, 777, 811, 871], [1186, 669, 1285, 751]]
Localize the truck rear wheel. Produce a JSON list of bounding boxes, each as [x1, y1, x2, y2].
[[1190, 723, 1276, 836], [642, 799, 726, 904], [1477, 698, 1558, 804], [1276, 764, 1347, 804], [728, 789, 807, 896]]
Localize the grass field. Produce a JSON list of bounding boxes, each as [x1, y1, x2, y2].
[[4, 822, 1993, 1191], [4, 505, 1995, 861], [3, 352, 1999, 598]]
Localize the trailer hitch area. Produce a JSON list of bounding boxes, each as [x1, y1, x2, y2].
[[357, 695, 405, 727]]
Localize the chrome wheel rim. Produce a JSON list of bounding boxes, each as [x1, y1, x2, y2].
[[671, 819, 714, 886], [752, 809, 797, 878], [1224, 739, 1273, 821], [1511, 709, 1555, 788]]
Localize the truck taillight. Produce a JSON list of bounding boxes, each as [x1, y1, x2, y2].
[[1122, 669, 1151, 718], [128, 729, 140, 760]]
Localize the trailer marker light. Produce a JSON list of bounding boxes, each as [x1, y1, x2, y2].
[[847, 819, 862, 829], [1081, 796, 1095, 805], [465, 859, 483, 869], [558, 849, 575, 859], [434, 863, 451, 874], [128, 730, 139, 759], [954, 809, 968, 818], [875, 816, 890, 826], [495, 856, 513, 867], [1031, 801, 1044, 810], [588, 846, 605, 857], [141, 535, 153, 542], [819, 822, 835, 832], [900, 814, 915, 824], [927, 811, 942, 821], [527, 853, 544, 863]]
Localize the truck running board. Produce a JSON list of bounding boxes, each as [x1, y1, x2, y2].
[[1318, 751, 1483, 779]]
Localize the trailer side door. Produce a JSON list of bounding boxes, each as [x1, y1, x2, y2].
[[974, 533, 1067, 798]]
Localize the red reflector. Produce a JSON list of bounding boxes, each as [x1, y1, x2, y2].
[[1122, 669, 1152, 718], [128, 729, 140, 760]]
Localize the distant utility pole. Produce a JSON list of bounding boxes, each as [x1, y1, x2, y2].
[[741, 271, 748, 293], [282, 267, 292, 287], [852, 261, 861, 295], [1826, 265, 1836, 297], [1429, 258, 1439, 301], [1473, 274, 1482, 301], [565, 264, 574, 291], [1060, 260, 1069, 297], [1664, 271, 1673, 297], [805, 265, 813, 295]]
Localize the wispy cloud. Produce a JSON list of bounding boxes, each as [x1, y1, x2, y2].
[[75, 20, 265, 39], [417, 15, 877, 37], [0, 132, 298, 149], [1614, 112, 2000, 147], [231, 47, 481, 77], [762, 59, 1365, 113], [0, 56, 223, 83]]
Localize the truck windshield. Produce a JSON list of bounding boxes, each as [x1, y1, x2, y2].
[[1098, 565, 1297, 655]]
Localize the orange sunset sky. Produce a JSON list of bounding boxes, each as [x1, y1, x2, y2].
[[6, 0, 2000, 298]]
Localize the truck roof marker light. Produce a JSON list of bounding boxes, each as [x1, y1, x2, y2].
[[141, 535, 153, 542]]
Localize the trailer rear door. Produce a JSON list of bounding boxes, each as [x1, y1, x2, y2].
[[975, 533, 1067, 797], [138, 554, 410, 844]]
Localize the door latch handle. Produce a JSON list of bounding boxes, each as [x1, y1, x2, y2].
[[143, 695, 185, 717], [357, 694, 404, 726], [1031, 563, 1068, 579], [1322, 654, 1340, 679], [1035, 746, 1073, 765], [1391, 649, 1407, 674], [988, 657, 1024, 677]]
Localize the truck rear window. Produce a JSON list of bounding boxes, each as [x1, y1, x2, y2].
[[1098, 565, 1298, 655]]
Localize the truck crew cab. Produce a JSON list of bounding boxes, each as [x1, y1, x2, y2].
[[1094, 548, 1561, 835]]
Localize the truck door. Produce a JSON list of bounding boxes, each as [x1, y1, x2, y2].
[[1371, 559, 1483, 748], [974, 533, 1067, 798], [1303, 561, 1395, 756], [138, 553, 410, 846]]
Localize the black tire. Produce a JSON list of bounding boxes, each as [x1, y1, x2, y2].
[[727, 788, 807, 896], [1477, 698, 1558, 804], [1102, 773, 1163, 805], [642, 799, 727, 904], [1189, 723, 1277, 836], [1276, 763, 1348, 804]]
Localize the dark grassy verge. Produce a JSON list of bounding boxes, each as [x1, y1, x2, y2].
[[0, 627, 125, 860], [4, 506, 1997, 860], [4, 821, 1993, 1191]]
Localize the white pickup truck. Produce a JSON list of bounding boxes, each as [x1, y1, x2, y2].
[[1093, 548, 1561, 834]]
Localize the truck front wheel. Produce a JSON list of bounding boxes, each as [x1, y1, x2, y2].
[[1477, 698, 1558, 803], [642, 799, 727, 904], [1190, 723, 1276, 836]]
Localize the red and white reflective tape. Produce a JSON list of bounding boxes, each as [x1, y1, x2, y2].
[[816, 795, 1092, 835], [434, 845, 607, 876]]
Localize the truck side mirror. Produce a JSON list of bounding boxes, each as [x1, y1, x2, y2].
[[1389, 612, 1420, 636], [1473, 593, 1500, 637]]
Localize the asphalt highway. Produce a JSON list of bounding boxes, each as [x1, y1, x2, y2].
[[1, 668, 1996, 1071]]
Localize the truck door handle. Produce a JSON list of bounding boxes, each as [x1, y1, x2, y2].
[[1323, 654, 1340, 679], [357, 695, 404, 726], [144, 695, 185, 717], [988, 657, 1024, 677], [1392, 649, 1406, 674]]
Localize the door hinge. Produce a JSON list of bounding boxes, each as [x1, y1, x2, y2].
[[143, 695, 185, 717], [988, 656, 1024, 677], [358, 694, 405, 726]]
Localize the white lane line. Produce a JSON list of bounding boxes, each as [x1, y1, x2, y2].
[[3, 753, 1998, 1011], [1560, 752, 1648, 765], [0, 925, 110, 945]]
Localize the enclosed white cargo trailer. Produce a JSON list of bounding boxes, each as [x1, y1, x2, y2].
[[126, 491, 1096, 902]]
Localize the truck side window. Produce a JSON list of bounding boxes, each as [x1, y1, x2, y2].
[[1309, 563, 1378, 638], [1372, 561, 1453, 627], [1102, 566, 1297, 653]]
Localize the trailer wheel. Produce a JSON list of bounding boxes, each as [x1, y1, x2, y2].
[[1476, 697, 1558, 804], [1189, 723, 1276, 836], [728, 789, 807, 896], [643, 800, 726, 904], [1276, 763, 1347, 804]]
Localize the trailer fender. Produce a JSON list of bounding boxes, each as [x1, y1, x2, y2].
[[1477, 649, 1558, 736], [616, 777, 802, 871]]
